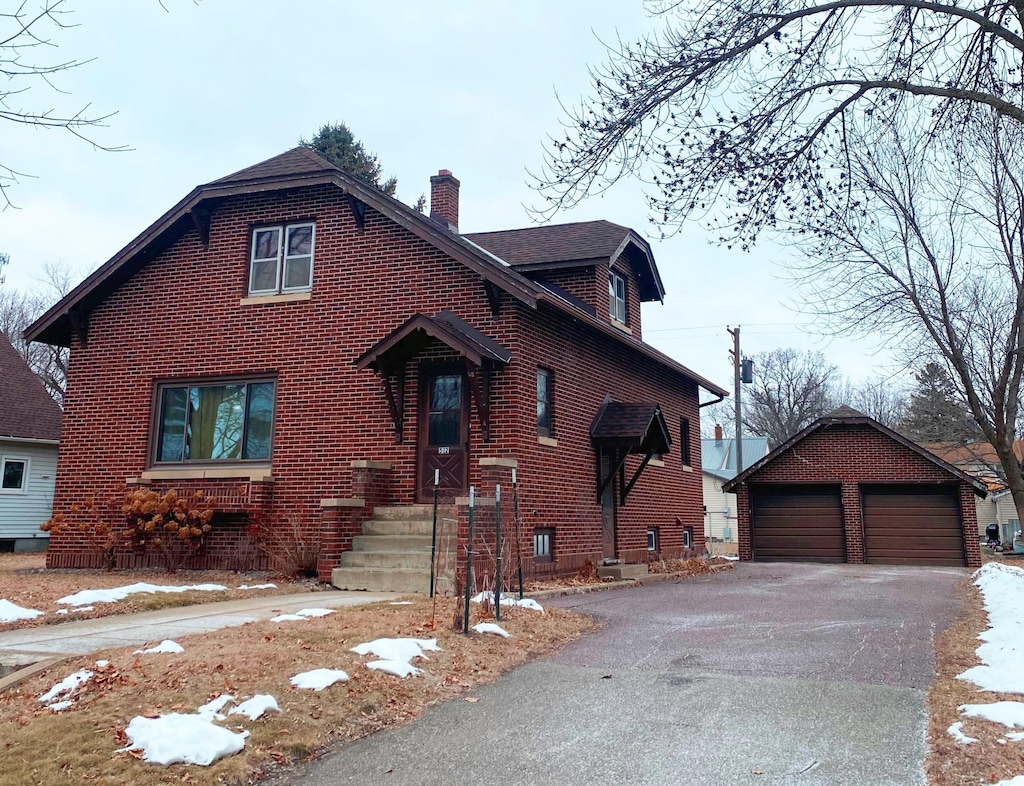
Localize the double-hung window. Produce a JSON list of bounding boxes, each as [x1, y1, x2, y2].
[[608, 270, 627, 324], [537, 368, 553, 437], [0, 457, 28, 493], [155, 380, 275, 463], [249, 223, 315, 295]]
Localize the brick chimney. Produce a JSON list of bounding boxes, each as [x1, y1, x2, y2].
[[714, 424, 724, 444], [430, 169, 460, 232]]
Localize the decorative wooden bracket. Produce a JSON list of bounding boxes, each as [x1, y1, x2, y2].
[[483, 280, 501, 317], [621, 451, 655, 505], [466, 360, 493, 442], [68, 308, 89, 348], [189, 206, 212, 249], [348, 194, 367, 233], [378, 365, 405, 443]]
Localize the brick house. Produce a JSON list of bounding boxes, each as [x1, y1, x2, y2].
[[25, 147, 726, 588], [723, 406, 985, 568]]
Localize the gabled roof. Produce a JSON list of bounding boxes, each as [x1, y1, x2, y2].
[[466, 220, 666, 303], [0, 334, 61, 442], [722, 406, 987, 496], [590, 401, 672, 455], [355, 311, 511, 371], [23, 147, 725, 400], [701, 436, 771, 481]]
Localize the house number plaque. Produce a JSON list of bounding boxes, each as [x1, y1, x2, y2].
[[437, 446, 450, 455]]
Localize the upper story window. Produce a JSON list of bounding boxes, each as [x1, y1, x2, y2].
[[249, 223, 315, 296], [608, 270, 627, 324], [680, 416, 692, 466], [155, 380, 275, 464], [0, 457, 28, 493], [537, 368, 553, 437]]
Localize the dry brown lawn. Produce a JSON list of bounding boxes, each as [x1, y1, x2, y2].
[[0, 595, 595, 785], [927, 576, 1024, 785], [0, 553, 325, 631]]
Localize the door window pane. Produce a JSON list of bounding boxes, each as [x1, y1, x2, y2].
[[428, 374, 462, 446]]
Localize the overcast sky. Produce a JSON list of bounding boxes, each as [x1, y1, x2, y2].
[[0, 0, 901, 395]]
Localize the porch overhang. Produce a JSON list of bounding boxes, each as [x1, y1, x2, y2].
[[355, 311, 511, 444], [590, 400, 672, 505]]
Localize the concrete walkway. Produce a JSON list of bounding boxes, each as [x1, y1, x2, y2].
[[0, 590, 396, 665]]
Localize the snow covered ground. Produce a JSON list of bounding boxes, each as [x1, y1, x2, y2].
[[0, 598, 43, 622]]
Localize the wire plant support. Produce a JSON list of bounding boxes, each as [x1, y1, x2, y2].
[[429, 469, 439, 598], [462, 486, 475, 634], [513, 467, 524, 600]]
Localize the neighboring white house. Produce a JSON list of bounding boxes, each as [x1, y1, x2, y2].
[[702, 427, 770, 543], [0, 335, 61, 552]]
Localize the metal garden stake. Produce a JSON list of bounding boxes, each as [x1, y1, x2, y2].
[[463, 486, 475, 634], [429, 468, 439, 597], [494, 484, 502, 621]]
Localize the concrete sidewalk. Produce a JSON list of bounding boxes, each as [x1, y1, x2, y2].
[[0, 590, 397, 665]]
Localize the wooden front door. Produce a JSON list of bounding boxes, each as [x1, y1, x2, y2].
[[417, 367, 469, 502], [600, 453, 617, 559]]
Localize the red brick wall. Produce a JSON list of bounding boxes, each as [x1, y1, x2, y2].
[[733, 424, 982, 567], [48, 182, 704, 573]]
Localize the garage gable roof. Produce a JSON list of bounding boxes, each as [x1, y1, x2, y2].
[[722, 406, 988, 496]]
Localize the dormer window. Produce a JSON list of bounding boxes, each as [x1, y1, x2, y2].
[[249, 223, 315, 296], [608, 270, 626, 324]]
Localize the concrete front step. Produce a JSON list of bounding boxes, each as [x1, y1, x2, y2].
[[340, 550, 433, 570], [351, 534, 434, 552], [373, 505, 453, 521], [331, 566, 433, 594], [362, 519, 457, 537]]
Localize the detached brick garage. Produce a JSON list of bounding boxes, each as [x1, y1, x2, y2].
[[723, 407, 985, 568]]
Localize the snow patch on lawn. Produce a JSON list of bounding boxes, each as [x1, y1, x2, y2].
[[57, 582, 228, 607], [270, 608, 335, 622], [470, 592, 544, 613], [958, 563, 1024, 694], [55, 605, 94, 615], [229, 695, 280, 720], [133, 640, 184, 655], [366, 659, 421, 678], [290, 668, 349, 691], [351, 638, 439, 662], [238, 583, 277, 590], [472, 622, 510, 638], [960, 702, 1024, 729], [197, 694, 235, 719], [948, 721, 978, 744], [38, 669, 93, 705], [121, 713, 248, 766], [0, 598, 43, 622]]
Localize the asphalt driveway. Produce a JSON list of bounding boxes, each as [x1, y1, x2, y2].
[[283, 562, 966, 786]]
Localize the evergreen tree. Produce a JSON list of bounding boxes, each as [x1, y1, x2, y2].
[[300, 122, 398, 196], [899, 363, 978, 444]]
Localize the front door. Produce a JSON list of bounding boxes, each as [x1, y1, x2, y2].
[[417, 367, 469, 502], [600, 452, 617, 559]]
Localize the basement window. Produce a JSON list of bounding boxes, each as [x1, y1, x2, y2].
[[533, 528, 554, 562], [683, 527, 694, 549], [249, 223, 315, 295], [647, 527, 660, 551]]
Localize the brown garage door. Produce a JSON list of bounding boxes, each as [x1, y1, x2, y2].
[[862, 486, 965, 566], [751, 486, 845, 562]]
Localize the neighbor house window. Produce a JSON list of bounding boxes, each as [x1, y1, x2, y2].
[[249, 223, 315, 295], [647, 527, 660, 551], [608, 270, 626, 323], [537, 368, 553, 437], [680, 417, 691, 466], [534, 527, 554, 562], [155, 380, 275, 463], [0, 457, 28, 493]]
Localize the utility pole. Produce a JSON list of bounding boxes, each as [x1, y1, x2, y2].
[[728, 326, 743, 473]]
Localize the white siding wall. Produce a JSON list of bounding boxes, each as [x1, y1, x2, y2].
[[976, 494, 1020, 537], [702, 473, 738, 543], [0, 439, 57, 542]]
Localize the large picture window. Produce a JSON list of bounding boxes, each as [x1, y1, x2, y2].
[[155, 380, 275, 463], [249, 223, 315, 295]]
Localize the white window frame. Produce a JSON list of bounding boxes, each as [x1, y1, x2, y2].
[[248, 222, 315, 296], [609, 270, 626, 324], [647, 527, 660, 551], [0, 455, 30, 494]]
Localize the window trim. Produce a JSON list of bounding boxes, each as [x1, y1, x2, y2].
[[647, 527, 660, 552], [533, 527, 554, 563], [0, 455, 29, 494], [608, 269, 627, 324], [150, 376, 277, 467], [683, 526, 694, 550], [248, 222, 316, 296], [537, 367, 554, 437]]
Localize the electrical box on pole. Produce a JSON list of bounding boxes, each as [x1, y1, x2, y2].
[[741, 358, 754, 384], [727, 327, 743, 474]]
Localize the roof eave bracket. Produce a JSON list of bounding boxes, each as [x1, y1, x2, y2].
[[347, 194, 367, 233]]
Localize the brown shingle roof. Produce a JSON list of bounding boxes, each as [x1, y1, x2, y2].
[[590, 402, 672, 454], [466, 221, 631, 267], [212, 146, 341, 185], [0, 334, 61, 441]]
